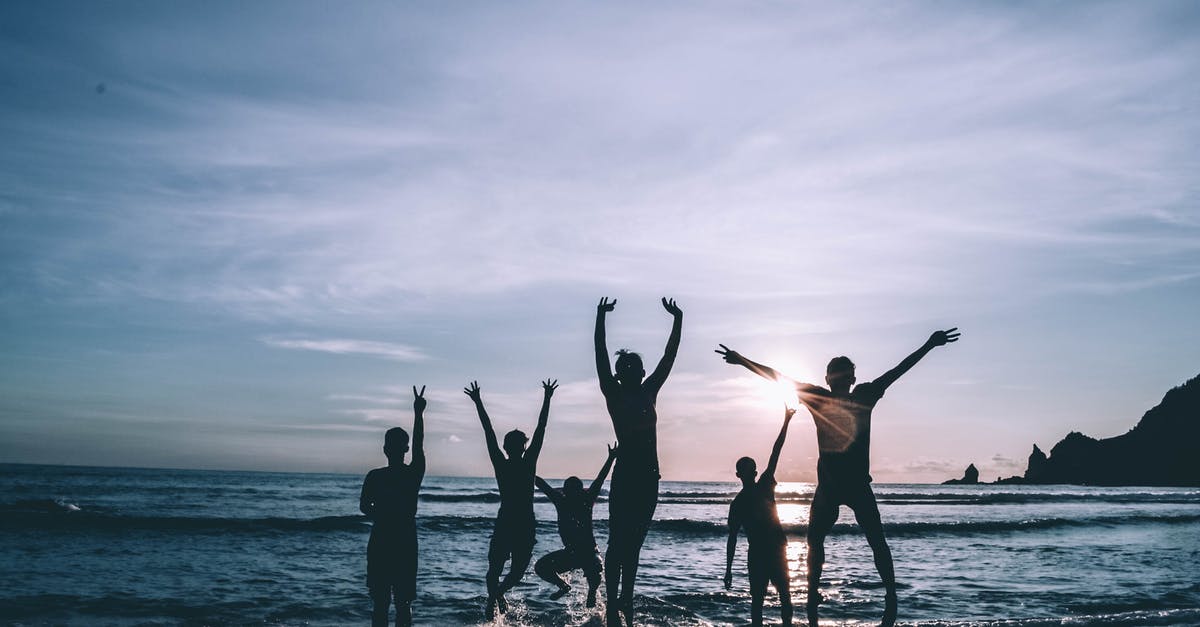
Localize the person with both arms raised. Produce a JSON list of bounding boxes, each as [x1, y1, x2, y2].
[[725, 405, 796, 627], [359, 385, 427, 627], [717, 328, 960, 627], [533, 442, 619, 608], [465, 378, 556, 620], [594, 296, 683, 627]]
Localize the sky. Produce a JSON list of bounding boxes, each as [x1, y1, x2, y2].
[[1, 1, 1198, 482]]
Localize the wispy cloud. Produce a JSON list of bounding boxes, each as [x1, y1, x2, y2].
[[261, 337, 427, 361]]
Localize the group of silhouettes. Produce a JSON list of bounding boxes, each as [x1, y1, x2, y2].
[[359, 297, 960, 627]]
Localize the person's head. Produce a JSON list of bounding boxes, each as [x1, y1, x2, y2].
[[735, 456, 757, 483], [614, 349, 645, 385], [826, 356, 856, 392], [503, 429, 528, 459], [384, 427, 409, 461], [563, 476, 585, 499]]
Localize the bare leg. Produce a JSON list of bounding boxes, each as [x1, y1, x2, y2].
[[499, 541, 534, 594], [806, 490, 840, 627], [394, 598, 412, 627], [775, 549, 794, 627], [605, 541, 624, 627], [751, 591, 765, 626], [370, 586, 390, 627], [535, 549, 571, 597], [851, 491, 897, 627], [485, 537, 508, 620]]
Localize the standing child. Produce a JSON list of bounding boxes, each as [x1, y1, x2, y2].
[[360, 385, 427, 627], [725, 406, 795, 627]]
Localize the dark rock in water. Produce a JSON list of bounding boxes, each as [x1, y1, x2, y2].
[[1014, 373, 1200, 486], [943, 463, 980, 485]]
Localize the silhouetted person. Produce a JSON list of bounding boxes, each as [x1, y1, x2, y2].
[[717, 328, 960, 627], [594, 296, 682, 627], [534, 443, 619, 607], [465, 379, 556, 620], [725, 406, 796, 627], [360, 385, 427, 627]]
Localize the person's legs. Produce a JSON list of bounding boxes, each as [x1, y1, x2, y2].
[[393, 587, 412, 627], [369, 584, 391, 627], [773, 543, 794, 627], [604, 531, 625, 627], [748, 548, 768, 627], [806, 488, 840, 627], [535, 549, 571, 597], [583, 549, 603, 607], [498, 533, 535, 595], [395, 532, 417, 627], [849, 486, 897, 627], [617, 480, 658, 627], [485, 533, 510, 620]]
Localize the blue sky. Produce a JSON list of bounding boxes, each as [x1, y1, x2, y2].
[[2, 1, 1198, 482]]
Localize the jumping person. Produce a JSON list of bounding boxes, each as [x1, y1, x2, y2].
[[594, 296, 683, 627], [717, 328, 960, 627], [725, 406, 796, 627], [533, 442, 619, 607], [360, 385, 427, 627], [465, 379, 556, 621]]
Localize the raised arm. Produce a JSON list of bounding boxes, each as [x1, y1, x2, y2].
[[724, 503, 741, 589], [644, 298, 683, 392], [588, 442, 619, 500], [411, 385, 426, 479], [535, 476, 561, 504], [595, 298, 617, 392], [763, 406, 796, 480], [526, 379, 556, 463], [872, 328, 960, 392], [464, 381, 504, 470], [715, 344, 798, 386]]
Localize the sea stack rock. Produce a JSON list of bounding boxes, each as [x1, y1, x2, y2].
[[943, 463, 980, 485]]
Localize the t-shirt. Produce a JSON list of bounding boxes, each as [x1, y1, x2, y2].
[[730, 473, 786, 547], [796, 381, 885, 485], [495, 456, 536, 523]]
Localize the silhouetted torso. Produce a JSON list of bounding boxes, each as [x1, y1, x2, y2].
[[496, 456, 536, 526], [796, 382, 885, 486], [545, 491, 598, 550], [605, 383, 660, 479], [732, 474, 786, 548], [362, 464, 421, 530]]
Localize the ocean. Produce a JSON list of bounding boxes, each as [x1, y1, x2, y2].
[[1, 463, 1197, 626]]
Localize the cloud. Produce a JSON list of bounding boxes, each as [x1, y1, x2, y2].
[[260, 336, 427, 361]]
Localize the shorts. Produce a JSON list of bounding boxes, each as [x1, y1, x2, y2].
[[367, 525, 418, 601]]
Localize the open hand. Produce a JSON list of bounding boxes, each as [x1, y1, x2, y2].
[[661, 297, 682, 317], [597, 297, 617, 314], [715, 344, 743, 365], [413, 385, 427, 413], [927, 328, 961, 347], [542, 378, 558, 397], [463, 381, 482, 403]]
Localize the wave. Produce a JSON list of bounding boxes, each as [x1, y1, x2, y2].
[[649, 513, 1200, 538]]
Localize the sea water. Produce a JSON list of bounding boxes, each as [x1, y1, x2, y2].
[[1, 463, 1197, 626]]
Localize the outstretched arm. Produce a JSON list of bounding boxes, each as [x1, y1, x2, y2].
[[763, 406, 796, 480], [535, 476, 561, 504], [873, 328, 961, 392], [715, 344, 799, 386], [588, 442, 619, 500], [526, 379, 556, 463], [411, 385, 427, 480], [464, 381, 504, 471], [595, 298, 617, 392], [724, 505, 740, 590], [645, 298, 683, 392]]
